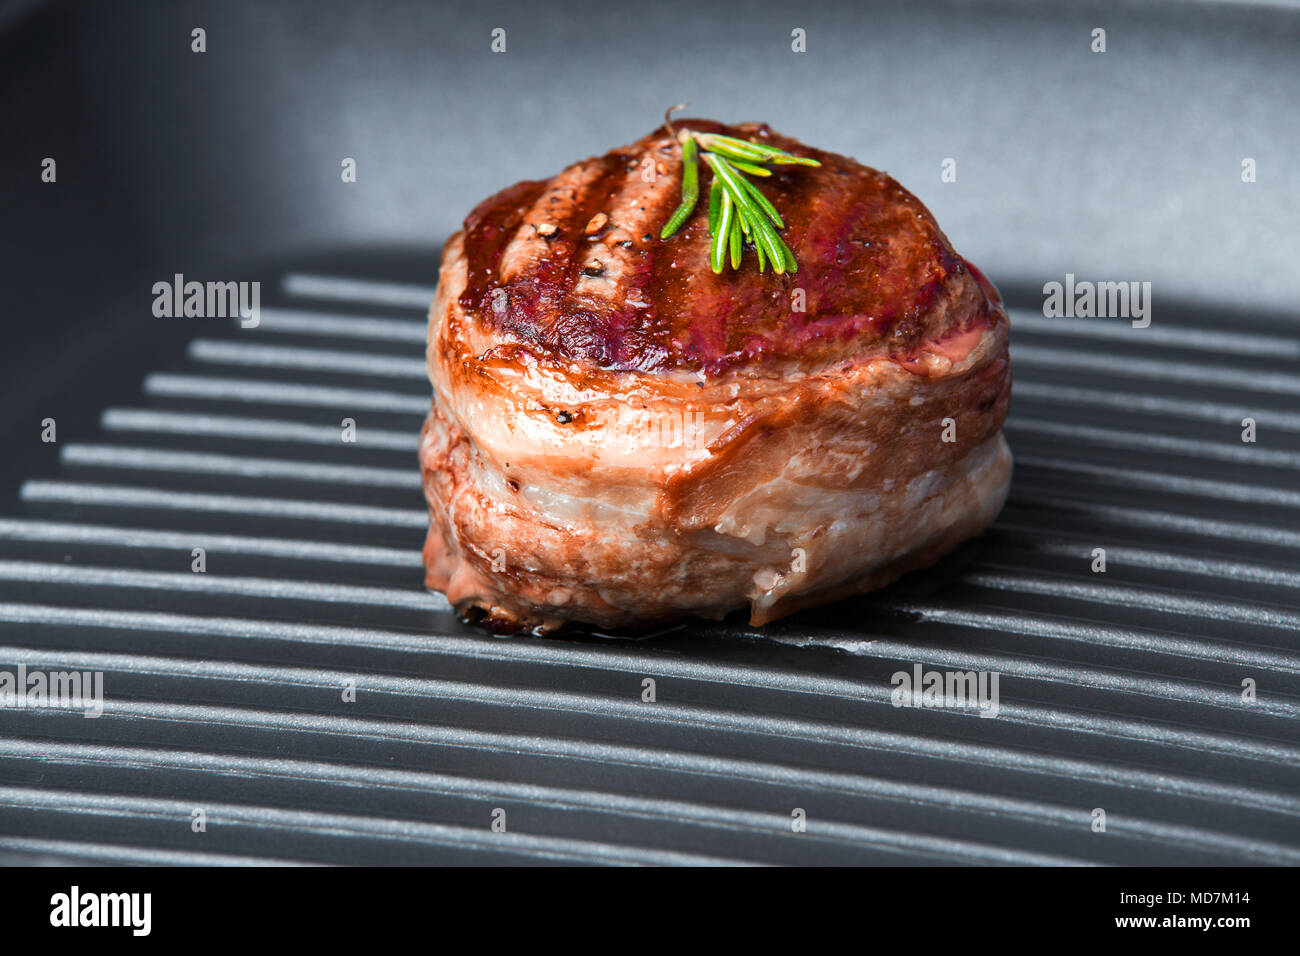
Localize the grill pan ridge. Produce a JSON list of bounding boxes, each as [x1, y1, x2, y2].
[[0, 271, 1297, 866]]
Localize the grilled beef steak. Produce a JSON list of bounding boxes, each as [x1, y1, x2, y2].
[[421, 120, 1012, 632]]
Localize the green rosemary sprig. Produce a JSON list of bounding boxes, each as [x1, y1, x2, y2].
[[659, 121, 821, 275]]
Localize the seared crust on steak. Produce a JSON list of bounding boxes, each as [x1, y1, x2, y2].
[[456, 120, 993, 375], [421, 121, 1013, 632]]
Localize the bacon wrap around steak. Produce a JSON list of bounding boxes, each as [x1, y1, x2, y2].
[[421, 120, 1012, 632]]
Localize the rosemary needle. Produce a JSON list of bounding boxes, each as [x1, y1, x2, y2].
[[729, 206, 743, 269], [729, 160, 772, 177], [711, 189, 735, 274], [660, 136, 699, 239]]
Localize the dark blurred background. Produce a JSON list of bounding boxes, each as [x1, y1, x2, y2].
[[2, 0, 1298, 456]]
